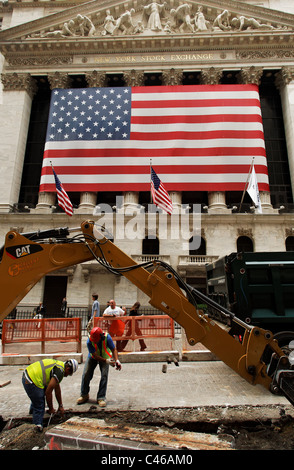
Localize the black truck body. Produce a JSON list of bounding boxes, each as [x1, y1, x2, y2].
[[205, 251, 294, 335]]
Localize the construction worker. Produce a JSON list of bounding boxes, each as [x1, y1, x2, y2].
[[77, 326, 121, 408], [22, 358, 78, 432]]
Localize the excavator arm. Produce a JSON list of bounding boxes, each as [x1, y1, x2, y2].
[[1, 220, 294, 405]]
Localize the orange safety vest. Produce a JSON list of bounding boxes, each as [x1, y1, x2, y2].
[[90, 332, 112, 360]]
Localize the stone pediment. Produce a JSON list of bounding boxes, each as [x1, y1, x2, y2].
[[1, 0, 294, 43], [1, 0, 294, 70]]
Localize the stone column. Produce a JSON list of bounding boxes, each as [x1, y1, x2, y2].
[[85, 71, 107, 88], [35, 192, 56, 213], [0, 73, 37, 212], [121, 191, 140, 210], [36, 72, 73, 213], [123, 69, 144, 88], [162, 68, 183, 87], [169, 191, 182, 211], [275, 67, 294, 202], [207, 191, 227, 212], [237, 66, 263, 86], [77, 192, 97, 214], [237, 66, 274, 213], [200, 68, 229, 213]]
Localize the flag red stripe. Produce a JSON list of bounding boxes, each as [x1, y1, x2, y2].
[[41, 164, 269, 176], [131, 84, 259, 94], [40, 181, 270, 192], [131, 99, 261, 109], [43, 147, 266, 158], [131, 114, 263, 124], [130, 130, 264, 141]]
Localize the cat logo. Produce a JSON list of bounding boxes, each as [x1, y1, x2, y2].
[[16, 245, 31, 258], [6, 244, 43, 259]]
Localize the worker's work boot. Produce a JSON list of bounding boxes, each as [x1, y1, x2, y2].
[[76, 394, 89, 405], [97, 399, 106, 407]]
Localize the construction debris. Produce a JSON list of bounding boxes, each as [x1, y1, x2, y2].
[[0, 381, 11, 388]]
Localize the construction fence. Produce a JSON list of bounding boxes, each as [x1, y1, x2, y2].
[[1, 315, 175, 355], [93, 315, 175, 352], [1, 318, 82, 354], [3, 305, 181, 335]]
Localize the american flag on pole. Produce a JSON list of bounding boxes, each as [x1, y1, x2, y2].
[[151, 167, 173, 215], [39, 85, 269, 193], [52, 167, 73, 216]]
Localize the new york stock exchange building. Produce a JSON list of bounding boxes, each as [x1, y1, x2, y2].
[[1, 0, 294, 319]]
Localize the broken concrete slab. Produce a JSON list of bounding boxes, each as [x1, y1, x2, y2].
[[44, 417, 234, 450]]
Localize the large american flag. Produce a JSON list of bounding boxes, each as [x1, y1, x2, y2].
[[39, 84, 269, 193]]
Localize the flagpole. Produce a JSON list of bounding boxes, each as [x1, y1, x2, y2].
[[238, 157, 255, 213], [150, 158, 152, 204]]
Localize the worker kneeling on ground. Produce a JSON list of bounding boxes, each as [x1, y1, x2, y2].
[[22, 358, 78, 432], [77, 326, 121, 408]]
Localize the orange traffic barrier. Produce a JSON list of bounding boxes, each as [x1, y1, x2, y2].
[[1, 318, 81, 354], [93, 315, 174, 350]]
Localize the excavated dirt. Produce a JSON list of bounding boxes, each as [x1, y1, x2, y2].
[[1, 407, 294, 450]]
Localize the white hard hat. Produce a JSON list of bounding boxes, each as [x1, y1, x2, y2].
[[66, 359, 78, 374]]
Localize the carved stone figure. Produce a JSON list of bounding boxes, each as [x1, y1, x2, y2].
[[143, 2, 167, 31], [134, 21, 144, 34], [74, 14, 96, 37], [170, 4, 194, 33], [41, 20, 77, 38], [101, 9, 116, 35], [212, 10, 231, 31], [163, 20, 173, 34], [112, 9, 135, 35], [194, 6, 210, 31], [41, 14, 95, 38], [231, 16, 276, 31]]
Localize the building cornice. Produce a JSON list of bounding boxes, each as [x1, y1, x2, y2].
[[2, 34, 294, 74]]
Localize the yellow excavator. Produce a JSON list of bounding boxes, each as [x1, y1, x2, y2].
[[1, 220, 294, 405]]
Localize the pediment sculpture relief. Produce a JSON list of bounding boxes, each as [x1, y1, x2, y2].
[[27, 3, 290, 40]]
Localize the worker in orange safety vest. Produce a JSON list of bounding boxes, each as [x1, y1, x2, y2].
[[77, 327, 121, 408]]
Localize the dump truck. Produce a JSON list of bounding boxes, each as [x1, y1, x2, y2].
[[206, 251, 294, 348]]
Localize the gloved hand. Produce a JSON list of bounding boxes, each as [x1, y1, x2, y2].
[[115, 360, 122, 370], [106, 359, 115, 367]]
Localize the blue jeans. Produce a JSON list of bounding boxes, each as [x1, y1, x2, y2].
[[22, 372, 45, 426], [81, 356, 109, 400]]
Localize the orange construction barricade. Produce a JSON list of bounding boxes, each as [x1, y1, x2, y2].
[[1, 318, 82, 354]]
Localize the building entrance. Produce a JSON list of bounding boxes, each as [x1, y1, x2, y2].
[[43, 276, 67, 317]]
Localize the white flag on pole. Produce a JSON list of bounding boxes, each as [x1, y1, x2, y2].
[[247, 166, 262, 213]]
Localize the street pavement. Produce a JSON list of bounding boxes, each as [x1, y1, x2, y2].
[[0, 337, 292, 423]]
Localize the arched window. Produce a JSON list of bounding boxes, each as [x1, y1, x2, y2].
[[189, 236, 206, 255], [237, 236, 253, 252], [286, 236, 294, 251], [142, 236, 159, 255]]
